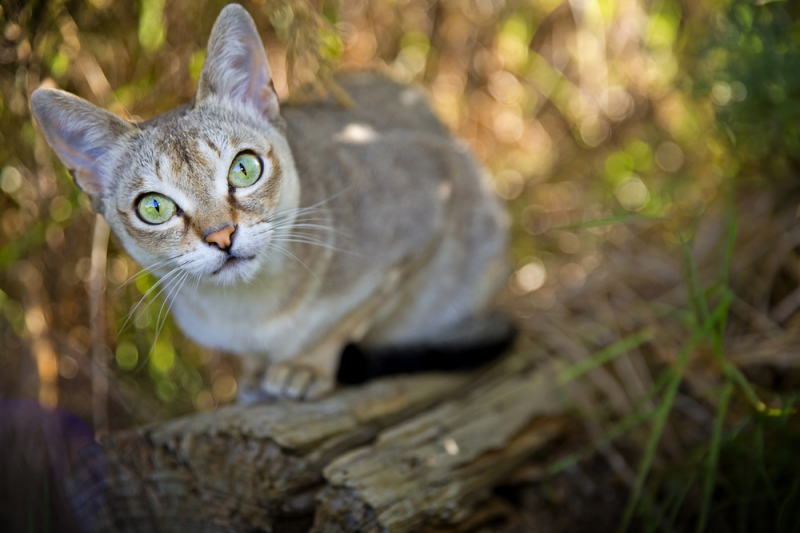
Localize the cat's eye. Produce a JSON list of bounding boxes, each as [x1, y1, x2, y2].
[[136, 193, 177, 225], [228, 153, 262, 188]]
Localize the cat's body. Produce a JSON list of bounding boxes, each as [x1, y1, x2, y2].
[[31, 5, 510, 400]]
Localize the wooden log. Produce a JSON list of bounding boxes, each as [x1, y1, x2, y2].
[[63, 346, 569, 532], [67, 372, 474, 532], [314, 355, 566, 533]]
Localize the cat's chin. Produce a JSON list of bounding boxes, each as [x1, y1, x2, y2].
[[208, 255, 260, 286]]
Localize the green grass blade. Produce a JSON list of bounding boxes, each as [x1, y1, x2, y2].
[[558, 328, 654, 384], [696, 380, 733, 532], [679, 235, 711, 330], [708, 288, 732, 358], [754, 422, 780, 512], [618, 334, 700, 533], [722, 362, 796, 416], [719, 210, 738, 292], [716, 213, 738, 335], [664, 471, 699, 533], [547, 408, 656, 475], [777, 477, 800, 532], [548, 367, 673, 476], [643, 477, 679, 533], [553, 214, 665, 230]]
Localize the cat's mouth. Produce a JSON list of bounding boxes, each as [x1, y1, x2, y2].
[[213, 254, 256, 275]]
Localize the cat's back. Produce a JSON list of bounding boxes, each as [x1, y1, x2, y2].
[[282, 73, 449, 141], [279, 73, 503, 288]]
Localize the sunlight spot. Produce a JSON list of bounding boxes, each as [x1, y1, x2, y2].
[[601, 86, 634, 121], [156, 380, 177, 402], [493, 108, 524, 143], [580, 117, 611, 147], [151, 340, 175, 374], [59, 356, 79, 379], [514, 259, 546, 293], [212, 374, 237, 402], [335, 123, 379, 144], [0, 166, 22, 194], [730, 81, 747, 102], [494, 169, 524, 200], [438, 181, 453, 200], [194, 389, 217, 412], [711, 82, 732, 106], [25, 306, 46, 336], [115, 341, 139, 371], [557, 232, 580, 254], [443, 438, 460, 456], [560, 263, 587, 289], [488, 71, 522, 102], [615, 176, 650, 211], [108, 258, 129, 285], [655, 142, 684, 172]]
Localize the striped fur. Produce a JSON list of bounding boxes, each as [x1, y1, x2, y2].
[[31, 4, 510, 400]]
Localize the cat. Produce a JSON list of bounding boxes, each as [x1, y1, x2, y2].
[[30, 4, 511, 401]]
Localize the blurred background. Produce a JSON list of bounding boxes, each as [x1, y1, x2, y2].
[[1, 0, 800, 531]]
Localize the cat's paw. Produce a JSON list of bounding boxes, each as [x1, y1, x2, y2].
[[262, 362, 335, 400]]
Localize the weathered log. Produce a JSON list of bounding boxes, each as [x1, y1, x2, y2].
[[315, 356, 566, 533], [64, 347, 568, 532], [68, 372, 473, 532]]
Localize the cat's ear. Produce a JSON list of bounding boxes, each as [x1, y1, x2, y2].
[[31, 88, 133, 200], [196, 4, 279, 120]]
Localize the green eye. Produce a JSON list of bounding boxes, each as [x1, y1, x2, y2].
[[136, 193, 176, 225], [228, 153, 262, 188]]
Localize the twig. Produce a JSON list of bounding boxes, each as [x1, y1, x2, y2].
[[89, 215, 110, 436]]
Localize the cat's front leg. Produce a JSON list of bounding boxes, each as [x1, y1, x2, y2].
[[262, 337, 342, 400], [260, 267, 405, 401]]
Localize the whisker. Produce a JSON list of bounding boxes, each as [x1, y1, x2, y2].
[[287, 224, 351, 237], [263, 243, 320, 282], [252, 223, 353, 243], [116, 264, 188, 337], [265, 187, 352, 225], [136, 271, 191, 373], [113, 254, 184, 293], [132, 269, 188, 326], [270, 237, 361, 256]]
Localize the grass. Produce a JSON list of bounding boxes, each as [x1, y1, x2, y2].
[[548, 204, 800, 532], [619, 332, 699, 532], [557, 329, 655, 385]]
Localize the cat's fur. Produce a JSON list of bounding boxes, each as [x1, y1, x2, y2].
[[30, 4, 510, 400]]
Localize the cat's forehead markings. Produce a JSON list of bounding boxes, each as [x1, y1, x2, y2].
[[194, 137, 222, 166], [203, 137, 221, 157], [172, 136, 192, 166], [158, 130, 208, 170]]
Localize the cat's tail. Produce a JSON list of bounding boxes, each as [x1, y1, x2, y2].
[[337, 312, 517, 384]]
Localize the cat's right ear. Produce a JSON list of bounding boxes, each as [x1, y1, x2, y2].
[[31, 88, 133, 201], [196, 4, 280, 120]]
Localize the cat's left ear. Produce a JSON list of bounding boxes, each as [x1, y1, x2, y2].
[[196, 4, 279, 120]]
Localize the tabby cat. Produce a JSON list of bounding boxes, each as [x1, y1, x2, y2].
[[31, 4, 510, 400]]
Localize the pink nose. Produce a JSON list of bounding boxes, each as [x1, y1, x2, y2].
[[205, 225, 235, 250]]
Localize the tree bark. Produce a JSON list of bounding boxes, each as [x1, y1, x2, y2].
[[65, 346, 568, 532]]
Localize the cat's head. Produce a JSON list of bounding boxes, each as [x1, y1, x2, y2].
[[31, 4, 299, 286]]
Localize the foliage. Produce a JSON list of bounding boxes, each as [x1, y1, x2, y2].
[[699, 0, 800, 179]]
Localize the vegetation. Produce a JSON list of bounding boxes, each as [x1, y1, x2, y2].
[[1, 0, 799, 530]]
